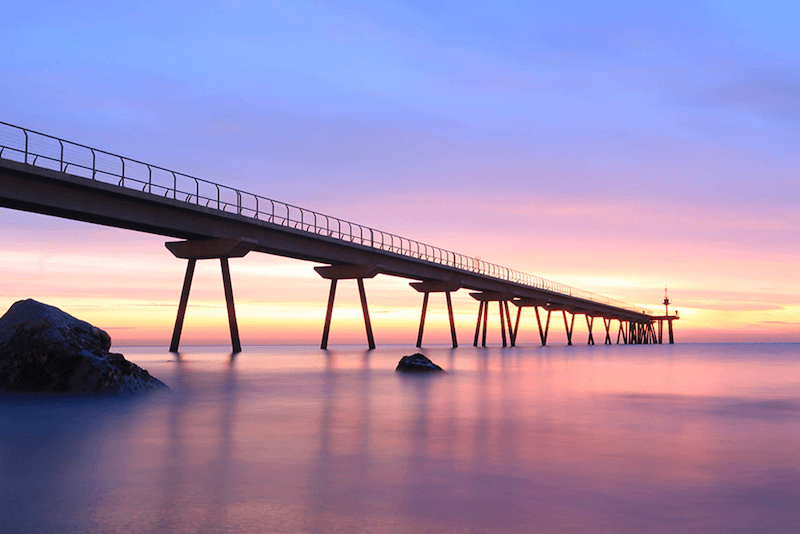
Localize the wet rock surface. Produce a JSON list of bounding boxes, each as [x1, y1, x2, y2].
[[0, 299, 168, 395], [395, 353, 445, 373]]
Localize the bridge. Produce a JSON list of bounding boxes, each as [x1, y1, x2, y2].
[[0, 121, 677, 351]]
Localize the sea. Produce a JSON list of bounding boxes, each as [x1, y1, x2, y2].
[[1, 343, 799, 534]]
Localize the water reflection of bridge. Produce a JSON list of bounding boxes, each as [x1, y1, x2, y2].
[[0, 121, 677, 350]]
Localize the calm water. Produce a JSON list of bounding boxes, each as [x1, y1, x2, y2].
[[1, 343, 799, 534]]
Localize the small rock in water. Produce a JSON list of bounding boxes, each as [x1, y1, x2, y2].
[[395, 353, 445, 373], [0, 299, 168, 395]]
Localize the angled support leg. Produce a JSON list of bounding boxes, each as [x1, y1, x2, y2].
[[586, 315, 595, 345], [473, 300, 484, 347], [416, 292, 430, 348], [563, 310, 575, 346], [166, 237, 255, 353], [535, 307, 551, 346], [604, 318, 612, 345], [504, 301, 515, 346], [499, 301, 508, 347], [320, 279, 338, 350], [170, 258, 197, 353], [357, 278, 376, 350], [513, 306, 522, 346], [446, 291, 458, 348], [220, 258, 242, 353], [482, 300, 489, 347]]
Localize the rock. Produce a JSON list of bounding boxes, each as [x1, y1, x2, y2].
[[0, 299, 168, 395], [395, 353, 445, 373]]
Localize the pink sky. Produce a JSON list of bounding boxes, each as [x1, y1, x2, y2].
[[1, 1, 798, 346]]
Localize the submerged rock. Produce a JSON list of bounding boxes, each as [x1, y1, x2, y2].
[[395, 353, 445, 373], [0, 299, 168, 395]]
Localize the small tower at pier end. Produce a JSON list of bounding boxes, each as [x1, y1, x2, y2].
[[656, 287, 679, 344]]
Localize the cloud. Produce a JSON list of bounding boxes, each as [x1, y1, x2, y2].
[[690, 64, 800, 125]]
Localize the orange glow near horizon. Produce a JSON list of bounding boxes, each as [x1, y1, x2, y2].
[[0, 204, 797, 347]]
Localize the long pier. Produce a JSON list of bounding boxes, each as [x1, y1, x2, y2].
[[0, 121, 677, 350]]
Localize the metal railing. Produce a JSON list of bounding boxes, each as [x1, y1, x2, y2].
[[0, 121, 649, 315]]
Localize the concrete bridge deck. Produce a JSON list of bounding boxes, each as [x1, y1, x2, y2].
[[0, 121, 675, 350]]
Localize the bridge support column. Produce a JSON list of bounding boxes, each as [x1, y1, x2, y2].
[[470, 292, 514, 347], [315, 264, 381, 350], [170, 258, 196, 353], [410, 281, 461, 348], [509, 298, 552, 346], [165, 237, 256, 353], [505, 301, 515, 346], [499, 301, 508, 347], [586, 315, 595, 345], [474, 300, 485, 347], [655, 316, 678, 344], [220, 258, 241, 353], [562, 310, 575, 346], [535, 307, 552, 346]]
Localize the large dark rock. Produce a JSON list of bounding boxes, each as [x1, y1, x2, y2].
[[395, 353, 445, 373], [0, 299, 168, 395]]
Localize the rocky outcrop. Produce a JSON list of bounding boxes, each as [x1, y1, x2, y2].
[[395, 353, 445, 373], [0, 299, 168, 395]]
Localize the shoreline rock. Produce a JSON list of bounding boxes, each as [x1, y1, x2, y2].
[[0, 299, 168, 395], [395, 353, 445, 373]]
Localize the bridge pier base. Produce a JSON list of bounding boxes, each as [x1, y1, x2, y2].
[[315, 265, 381, 350], [470, 292, 514, 347], [165, 237, 256, 353], [563, 310, 575, 346], [536, 307, 552, 346], [603, 318, 612, 345], [410, 281, 461, 348], [656, 317, 677, 344]]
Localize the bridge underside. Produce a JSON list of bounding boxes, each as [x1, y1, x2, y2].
[[0, 158, 672, 350]]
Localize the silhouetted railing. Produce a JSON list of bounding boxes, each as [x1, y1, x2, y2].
[[0, 121, 649, 315]]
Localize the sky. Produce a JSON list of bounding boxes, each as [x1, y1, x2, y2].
[[1, 0, 798, 346]]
